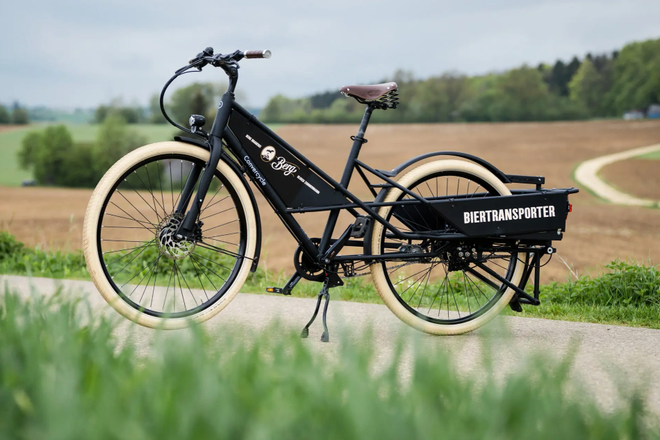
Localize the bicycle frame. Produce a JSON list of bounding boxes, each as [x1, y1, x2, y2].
[[172, 62, 575, 274], [172, 76, 453, 264]]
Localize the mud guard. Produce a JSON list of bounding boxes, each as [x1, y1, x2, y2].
[[174, 136, 262, 272], [376, 151, 545, 187]]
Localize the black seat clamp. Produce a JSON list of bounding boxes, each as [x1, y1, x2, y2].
[[350, 135, 368, 144]]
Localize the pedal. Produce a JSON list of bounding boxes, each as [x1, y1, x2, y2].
[[350, 216, 370, 238], [266, 273, 302, 296]]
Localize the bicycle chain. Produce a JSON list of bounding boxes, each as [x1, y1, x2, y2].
[[340, 261, 413, 279]]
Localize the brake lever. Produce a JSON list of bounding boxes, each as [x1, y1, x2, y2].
[[188, 47, 214, 65]]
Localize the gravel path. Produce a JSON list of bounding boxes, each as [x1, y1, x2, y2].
[[2, 274, 660, 415], [574, 143, 660, 207]]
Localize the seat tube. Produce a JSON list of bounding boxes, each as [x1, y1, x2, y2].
[[318, 106, 374, 257]]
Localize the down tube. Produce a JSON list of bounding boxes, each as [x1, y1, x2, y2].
[[222, 128, 319, 260]]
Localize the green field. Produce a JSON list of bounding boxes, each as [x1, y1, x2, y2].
[[639, 150, 660, 160], [0, 124, 179, 187]]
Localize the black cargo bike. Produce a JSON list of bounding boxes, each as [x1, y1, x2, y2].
[[83, 47, 578, 340]]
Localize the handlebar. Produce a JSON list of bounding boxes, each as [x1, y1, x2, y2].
[[244, 50, 272, 59], [185, 47, 271, 70], [162, 46, 270, 136]]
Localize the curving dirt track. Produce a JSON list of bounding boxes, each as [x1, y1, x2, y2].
[[1, 119, 660, 282]]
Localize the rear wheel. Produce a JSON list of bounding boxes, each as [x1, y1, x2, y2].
[[370, 160, 525, 335], [83, 142, 257, 329]]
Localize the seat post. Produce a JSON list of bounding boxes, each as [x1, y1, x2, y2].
[[341, 105, 373, 186], [318, 105, 374, 258]]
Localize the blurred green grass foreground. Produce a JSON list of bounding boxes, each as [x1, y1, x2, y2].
[[0, 290, 656, 439]]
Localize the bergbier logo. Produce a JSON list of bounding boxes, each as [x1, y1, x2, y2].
[[271, 157, 298, 176]]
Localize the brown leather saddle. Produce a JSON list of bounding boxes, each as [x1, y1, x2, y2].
[[340, 82, 398, 101]]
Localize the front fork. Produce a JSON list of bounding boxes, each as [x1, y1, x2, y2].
[[175, 91, 234, 240]]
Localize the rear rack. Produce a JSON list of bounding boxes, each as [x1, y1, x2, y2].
[[506, 174, 545, 190]]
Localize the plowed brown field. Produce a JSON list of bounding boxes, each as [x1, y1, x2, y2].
[[2, 120, 660, 282], [600, 158, 660, 201]]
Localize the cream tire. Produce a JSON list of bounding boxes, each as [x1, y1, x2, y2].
[[370, 160, 525, 335], [82, 141, 257, 329]]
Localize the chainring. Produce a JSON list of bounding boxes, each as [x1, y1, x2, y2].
[[293, 239, 325, 281]]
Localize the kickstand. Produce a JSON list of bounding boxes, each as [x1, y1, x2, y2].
[[300, 278, 331, 342]]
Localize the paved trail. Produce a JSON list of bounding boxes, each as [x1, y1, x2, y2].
[[574, 143, 660, 207], [3, 274, 660, 415]]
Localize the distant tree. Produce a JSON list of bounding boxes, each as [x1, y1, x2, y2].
[[118, 107, 143, 124], [17, 131, 42, 170], [18, 126, 73, 185], [569, 59, 604, 116], [12, 107, 29, 124], [310, 90, 341, 109], [260, 95, 311, 123], [566, 56, 581, 81], [0, 105, 9, 124], [148, 94, 167, 124], [93, 114, 147, 176], [407, 74, 470, 122], [94, 99, 144, 124], [607, 38, 660, 114], [57, 142, 98, 187], [490, 66, 552, 121], [547, 60, 568, 96], [94, 105, 110, 123], [169, 82, 221, 127]]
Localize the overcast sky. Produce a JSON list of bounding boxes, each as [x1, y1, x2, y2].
[[1, 0, 659, 109]]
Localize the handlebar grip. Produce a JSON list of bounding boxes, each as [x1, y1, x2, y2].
[[244, 50, 271, 59]]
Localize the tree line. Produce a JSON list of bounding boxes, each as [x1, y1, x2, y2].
[[0, 102, 30, 125], [260, 38, 660, 123], [93, 82, 227, 126]]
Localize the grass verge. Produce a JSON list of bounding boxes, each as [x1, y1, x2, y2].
[[0, 290, 655, 439], [1, 231, 659, 328]]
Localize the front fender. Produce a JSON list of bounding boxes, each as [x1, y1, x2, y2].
[[174, 136, 262, 272]]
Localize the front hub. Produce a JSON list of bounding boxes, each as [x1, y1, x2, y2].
[[156, 214, 196, 260]]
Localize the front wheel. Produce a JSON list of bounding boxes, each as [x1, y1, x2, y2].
[[370, 160, 525, 335], [83, 142, 258, 329]]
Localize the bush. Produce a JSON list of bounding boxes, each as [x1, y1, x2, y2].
[[17, 125, 75, 186], [17, 116, 147, 188], [542, 260, 660, 307], [0, 231, 24, 259], [0, 291, 654, 439], [92, 114, 147, 176]]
